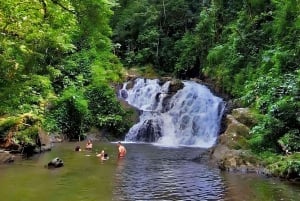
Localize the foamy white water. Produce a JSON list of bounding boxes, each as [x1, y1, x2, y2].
[[119, 78, 225, 148]]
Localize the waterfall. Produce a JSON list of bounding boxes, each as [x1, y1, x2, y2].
[[119, 78, 225, 148]]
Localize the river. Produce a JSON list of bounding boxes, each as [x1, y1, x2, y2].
[[0, 142, 300, 201]]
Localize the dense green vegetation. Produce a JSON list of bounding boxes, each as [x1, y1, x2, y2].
[[0, 0, 132, 145], [111, 0, 300, 175], [0, 0, 299, 177]]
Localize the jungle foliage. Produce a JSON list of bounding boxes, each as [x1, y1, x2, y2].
[[0, 0, 299, 171], [0, 0, 131, 143], [111, 0, 300, 156]]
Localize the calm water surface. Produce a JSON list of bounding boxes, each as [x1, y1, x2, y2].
[[0, 142, 117, 201], [0, 142, 300, 201]]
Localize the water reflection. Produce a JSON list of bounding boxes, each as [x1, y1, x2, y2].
[[1, 142, 300, 201], [0, 142, 117, 201], [113, 143, 300, 201], [222, 172, 300, 201], [113, 143, 225, 201]]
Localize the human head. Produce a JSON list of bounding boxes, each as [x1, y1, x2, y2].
[[117, 142, 121, 147], [75, 145, 81, 151]]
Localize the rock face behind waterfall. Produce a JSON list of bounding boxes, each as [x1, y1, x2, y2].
[[119, 78, 225, 147], [135, 119, 162, 142]]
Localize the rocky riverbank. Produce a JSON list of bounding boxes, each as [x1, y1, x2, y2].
[[197, 107, 300, 181], [0, 129, 54, 164], [206, 108, 265, 172], [0, 150, 15, 164]]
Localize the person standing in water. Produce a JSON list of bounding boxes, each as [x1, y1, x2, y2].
[[85, 140, 93, 150], [117, 142, 126, 158]]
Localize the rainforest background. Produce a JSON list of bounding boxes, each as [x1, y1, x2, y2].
[[0, 0, 299, 175]]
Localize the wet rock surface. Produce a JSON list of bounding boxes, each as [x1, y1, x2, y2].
[[201, 108, 267, 174]]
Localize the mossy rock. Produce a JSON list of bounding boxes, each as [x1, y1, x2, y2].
[[212, 147, 259, 172], [218, 114, 250, 149], [231, 108, 257, 128]]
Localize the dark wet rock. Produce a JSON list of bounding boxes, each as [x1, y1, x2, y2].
[[168, 80, 184, 94], [120, 89, 128, 99], [46, 157, 64, 168], [125, 79, 135, 90], [135, 119, 162, 142]]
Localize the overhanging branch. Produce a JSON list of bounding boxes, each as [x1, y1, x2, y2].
[[51, 0, 76, 15]]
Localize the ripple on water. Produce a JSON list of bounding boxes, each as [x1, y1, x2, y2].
[[112, 144, 225, 201]]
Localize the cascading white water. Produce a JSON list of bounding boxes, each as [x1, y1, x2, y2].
[[119, 78, 225, 148]]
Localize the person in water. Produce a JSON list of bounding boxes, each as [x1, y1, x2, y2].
[[96, 150, 109, 161], [117, 142, 126, 158], [85, 140, 93, 150], [75, 145, 81, 152], [85, 140, 93, 151]]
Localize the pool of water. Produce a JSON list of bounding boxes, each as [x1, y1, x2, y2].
[[0, 142, 117, 201], [0, 142, 300, 201], [113, 143, 224, 201]]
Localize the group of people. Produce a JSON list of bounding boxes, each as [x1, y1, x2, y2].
[[74, 140, 126, 161], [74, 139, 93, 152]]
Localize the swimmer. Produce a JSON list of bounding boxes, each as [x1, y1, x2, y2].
[[85, 140, 93, 150], [75, 145, 81, 152], [96, 150, 109, 161], [117, 142, 126, 158]]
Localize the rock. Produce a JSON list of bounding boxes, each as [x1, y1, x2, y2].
[[212, 147, 260, 173], [125, 79, 135, 90], [46, 157, 64, 168], [135, 119, 162, 142], [0, 151, 14, 164], [218, 114, 250, 149], [168, 80, 184, 93], [231, 108, 257, 127], [49, 134, 63, 143], [208, 107, 261, 173]]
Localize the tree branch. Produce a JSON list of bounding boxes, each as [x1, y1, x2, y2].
[[51, 0, 76, 15], [39, 0, 48, 19]]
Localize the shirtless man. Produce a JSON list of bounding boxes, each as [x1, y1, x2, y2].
[[117, 142, 126, 158], [85, 140, 93, 150]]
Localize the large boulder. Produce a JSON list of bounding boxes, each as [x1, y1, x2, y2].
[[37, 128, 53, 152], [231, 108, 257, 128], [218, 114, 250, 149], [135, 119, 162, 142], [210, 145, 259, 173], [208, 108, 262, 173]]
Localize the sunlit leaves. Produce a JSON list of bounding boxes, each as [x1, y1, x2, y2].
[[0, 0, 78, 82], [0, 0, 127, 141]]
